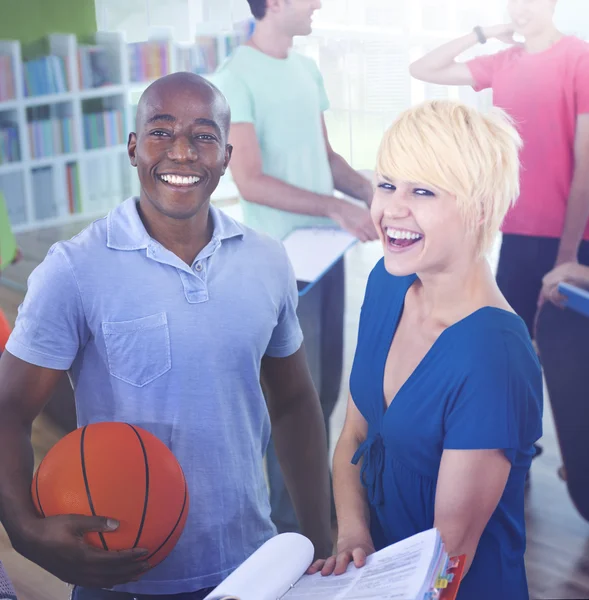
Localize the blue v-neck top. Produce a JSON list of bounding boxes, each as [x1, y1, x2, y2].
[[350, 259, 543, 599]]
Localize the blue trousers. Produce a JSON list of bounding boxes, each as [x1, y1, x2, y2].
[[266, 258, 345, 533], [71, 587, 215, 600]]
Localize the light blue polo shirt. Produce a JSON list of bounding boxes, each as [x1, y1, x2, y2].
[[7, 198, 303, 594]]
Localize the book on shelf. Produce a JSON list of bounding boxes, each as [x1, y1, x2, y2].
[[0, 55, 15, 101], [66, 162, 82, 214], [205, 528, 465, 600], [23, 55, 68, 97], [82, 152, 127, 213], [0, 121, 19, 164], [31, 166, 56, 220], [178, 37, 219, 75], [28, 107, 75, 158], [78, 45, 114, 89], [83, 109, 124, 149], [128, 41, 170, 83], [0, 171, 26, 225]]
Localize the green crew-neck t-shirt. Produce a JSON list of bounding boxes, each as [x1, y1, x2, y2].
[[211, 45, 335, 240]]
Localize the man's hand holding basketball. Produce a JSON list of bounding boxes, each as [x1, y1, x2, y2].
[[13, 514, 150, 588]]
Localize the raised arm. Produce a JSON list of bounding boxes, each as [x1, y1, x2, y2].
[[409, 25, 515, 86], [228, 123, 377, 242], [0, 353, 149, 586]]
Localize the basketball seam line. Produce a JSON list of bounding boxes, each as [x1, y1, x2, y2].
[[146, 475, 187, 561], [129, 424, 150, 549], [80, 425, 108, 551], [35, 468, 46, 518]]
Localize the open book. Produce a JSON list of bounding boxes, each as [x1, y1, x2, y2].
[[205, 528, 464, 600]]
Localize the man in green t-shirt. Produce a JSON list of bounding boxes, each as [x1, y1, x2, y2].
[[212, 0, 377, 534]]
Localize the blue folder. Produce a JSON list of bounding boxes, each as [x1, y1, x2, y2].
[[559, 282, 589, 319]]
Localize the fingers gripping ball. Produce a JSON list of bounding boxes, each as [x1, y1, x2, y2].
[[31, 422, 189, 569]]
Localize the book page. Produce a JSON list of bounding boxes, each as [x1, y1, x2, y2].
[[285, 529, 440, 600], [282, 228, 357, 284], [204, 533, 314, 600]]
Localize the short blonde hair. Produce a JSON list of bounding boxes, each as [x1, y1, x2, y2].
[[376, 100, 522, 255]]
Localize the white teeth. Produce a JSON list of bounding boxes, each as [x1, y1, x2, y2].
[[385, 228, 422, 241], [160, 174, 201, 186]]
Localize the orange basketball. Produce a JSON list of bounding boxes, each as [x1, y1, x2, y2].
[[31, 422, 189, 569]]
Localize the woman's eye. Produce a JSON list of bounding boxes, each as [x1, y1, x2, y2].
[[414, 188, 435, 197], [378, 183, 395, 191]]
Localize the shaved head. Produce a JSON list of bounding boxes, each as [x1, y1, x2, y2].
[[135, 72, 231, 140], [127, 71, 233, 221]]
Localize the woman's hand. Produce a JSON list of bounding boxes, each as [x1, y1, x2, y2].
[[483, 24, 519, 45], [539, 261, 589, 308], [306, 533, 375, 577]]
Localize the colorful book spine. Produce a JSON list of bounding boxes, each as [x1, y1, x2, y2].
[[0, 55, 15, 101], [23, 55, 68, 97], [83, 109, 124, 149], [0, 123, 19, 163], [65, 162, 81, 214], [78, 45, 113, 89], [128, 42, 170, 83], [28, 116, 75, 159]]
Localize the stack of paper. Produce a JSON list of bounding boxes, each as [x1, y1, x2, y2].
[[282, 227, 357, 292]]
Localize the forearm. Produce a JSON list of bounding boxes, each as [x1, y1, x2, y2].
[[239, 173, 340, 218], [558, 179, 589, 264], [433, 516, 481, 576], [332, 434, 370, 540], [0, 415, 40, 548], [329, 153, 373, 207], [410, 32, 478, 81], [271, 393, 332, 557]]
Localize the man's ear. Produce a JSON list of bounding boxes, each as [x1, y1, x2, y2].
[[222, 144, 233, 175], [128, 132, 138, 167], [266, 0, 281, 15]]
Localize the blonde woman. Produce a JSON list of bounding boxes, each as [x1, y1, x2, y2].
[[309, 101, 543, 599]]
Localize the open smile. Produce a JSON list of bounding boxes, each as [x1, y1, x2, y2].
[[384, 227, 424, 252], [157, 173, 203, 190]]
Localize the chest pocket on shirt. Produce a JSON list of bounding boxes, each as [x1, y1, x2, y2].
[[102, 313, 171, 387]]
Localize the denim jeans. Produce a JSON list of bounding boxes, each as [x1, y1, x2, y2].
[[266, 258, 345, 533]]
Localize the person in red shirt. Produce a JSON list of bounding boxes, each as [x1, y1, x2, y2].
[[409, 0, 589, 339]]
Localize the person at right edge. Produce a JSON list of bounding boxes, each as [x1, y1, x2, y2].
[[409, 0, 589, 465]]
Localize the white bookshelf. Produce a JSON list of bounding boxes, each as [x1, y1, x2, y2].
[[0, 26, 246, 233]]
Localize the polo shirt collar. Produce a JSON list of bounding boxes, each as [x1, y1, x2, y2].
[[106, 197, 244, 251]]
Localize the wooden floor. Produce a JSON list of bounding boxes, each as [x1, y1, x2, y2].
[[1, 220, 589, 599]]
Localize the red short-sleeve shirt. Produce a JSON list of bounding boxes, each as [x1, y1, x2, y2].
[[468, 37, 589, 240]]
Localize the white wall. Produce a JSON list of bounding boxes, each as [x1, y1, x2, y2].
[[555, 0, 589, 37]]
